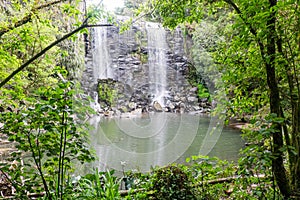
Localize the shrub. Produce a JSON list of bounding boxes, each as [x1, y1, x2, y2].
[[0, 69, 95, 199], [151, 165, 196, 200]]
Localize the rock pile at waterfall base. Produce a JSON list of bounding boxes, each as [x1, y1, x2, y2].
[[95, 78, 211, 116]]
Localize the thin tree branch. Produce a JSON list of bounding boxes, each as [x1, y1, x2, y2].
[[0, 22, 112, 88], [0, 0, 70, 38], [223, 0, 257, 37], [84, 24, 113, 28], [26, 133, 51, 199], [223, 0, 266, 64]]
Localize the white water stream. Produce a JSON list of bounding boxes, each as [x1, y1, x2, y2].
[[92, 27, 113, 81], [146, 22, 168, 106], [90, 26, 114, 111]]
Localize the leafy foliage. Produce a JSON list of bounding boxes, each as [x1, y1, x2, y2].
[[197, 83, 210, 100], [97, 81, 118, 107], [0, 0, 118, 198], [65, 169, 122, 199], [150, 165, 196, 199], [124, 156, 280, 199], [0, 70, 95, 198]]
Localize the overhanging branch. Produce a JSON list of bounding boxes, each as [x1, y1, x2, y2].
[[223, 0, 266, 61], [0, 22, 112, 88], [223, 0, 257, 37]]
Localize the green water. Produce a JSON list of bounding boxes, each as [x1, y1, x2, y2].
[[88, 113, 244, 172]]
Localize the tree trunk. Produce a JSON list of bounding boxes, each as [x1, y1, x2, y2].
[[294, 100, 300, 191], [277, 28, 300, 192], [266, 0, 291, 197]]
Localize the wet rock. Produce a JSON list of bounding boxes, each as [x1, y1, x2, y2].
[[187, 96, 198, 103], [190, 87, 198, 92], [153, 101, 163, 112], [120, 106, 128, 113], [142, 107, 148, 113], [180, 97, 186, 102], [174, 95, 181, 102], [166, 102, 175, 112], [200, 102, 207, 107], [128, 102, 136, 110], [193, 106, 201, 111], [200, 98, 208, 102], [132, 60, 141, 65]]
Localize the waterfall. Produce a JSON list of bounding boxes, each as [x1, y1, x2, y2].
[[92, 27, 113, 81], [89, 25, 115, 111], [84, 20, 199, 114], [90, 91, 101, 112], [146, 22, 168, 106]]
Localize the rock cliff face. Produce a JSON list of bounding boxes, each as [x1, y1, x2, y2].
[[82, 20, 211, 115]]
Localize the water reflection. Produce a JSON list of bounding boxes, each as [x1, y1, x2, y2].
[[88, 113, 244, 172]]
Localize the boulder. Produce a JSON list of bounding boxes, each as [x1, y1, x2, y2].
[[199, 98, 208, 102], [168, 102, 175, 110], [128, 102, 136, 110], [174, 95, 181, 102], [189, 87, 198, 92], [119, 106, 128, 113], [187, 96, 198, 103], [193, 106, 201, 111], [153, 101, 163, 112]]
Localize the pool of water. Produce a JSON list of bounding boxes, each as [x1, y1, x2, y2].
[[86, 113, 244, 172]]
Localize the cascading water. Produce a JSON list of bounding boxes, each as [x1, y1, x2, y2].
[[90, 91, 101, 112], [145, 23, 169, 163], [146, 22, 168, 106], [84, 19, 201, 113], [89, 26, 115, 111], [92, 27, 113, 81]]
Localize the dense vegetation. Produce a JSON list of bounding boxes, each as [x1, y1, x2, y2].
[[142, 0, 299, 198], [0, 0, 299, 199], [0, 0, 103, 198]]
